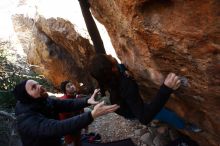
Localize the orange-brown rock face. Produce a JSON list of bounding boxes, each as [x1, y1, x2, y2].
[[89, 0, 220, 145], [12, 15, 96, 93]]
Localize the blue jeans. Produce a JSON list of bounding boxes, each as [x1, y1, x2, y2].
[[154, 108, 185, 129]]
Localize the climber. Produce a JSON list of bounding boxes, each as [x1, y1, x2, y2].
[[88, 54, 202, 132], [13, 79, 119, 146]]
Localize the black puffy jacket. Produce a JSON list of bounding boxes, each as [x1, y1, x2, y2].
[[15, 97, 93, 146]]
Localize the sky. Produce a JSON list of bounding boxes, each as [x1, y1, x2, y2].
[[0, 0, 18, 39], [0, 0, 120, 62]]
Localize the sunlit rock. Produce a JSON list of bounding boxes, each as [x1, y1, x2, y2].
[[12, 15, 96, 93]]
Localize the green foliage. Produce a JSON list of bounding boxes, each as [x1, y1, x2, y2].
[[0, 92, 16, 108], [0, 41, 54, 108]]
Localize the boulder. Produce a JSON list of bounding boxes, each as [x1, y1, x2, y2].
[[12, 14, 96, 93], [89, 0, 220, 145]]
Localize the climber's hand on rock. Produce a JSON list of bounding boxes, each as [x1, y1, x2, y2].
[[164, 73, 181, 90]]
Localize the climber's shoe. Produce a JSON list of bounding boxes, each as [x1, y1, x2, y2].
[[185, 123, 203, 133]]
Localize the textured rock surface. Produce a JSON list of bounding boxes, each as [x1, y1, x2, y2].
[[12, 15, 96, 93], [89, 0, 220, 146]]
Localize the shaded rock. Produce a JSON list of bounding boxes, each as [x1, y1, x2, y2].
[[169, 129, 180, 141], [134, 128, 148, 137], [157, 126, 168, 135], [148, 126, 158, 138], [89, 1, 220, 145], [153, 134, 169, 146], [140, 132, 154, 146]]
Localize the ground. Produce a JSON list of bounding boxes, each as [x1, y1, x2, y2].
[[88, 112, 180, 146]]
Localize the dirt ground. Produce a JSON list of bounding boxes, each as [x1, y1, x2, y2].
[[88, 113, 149, 145]]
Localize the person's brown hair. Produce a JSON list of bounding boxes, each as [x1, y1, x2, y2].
[[89, 54, 123, 103], [89, 54, 115, 86], [60, 80, 70, 94]]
